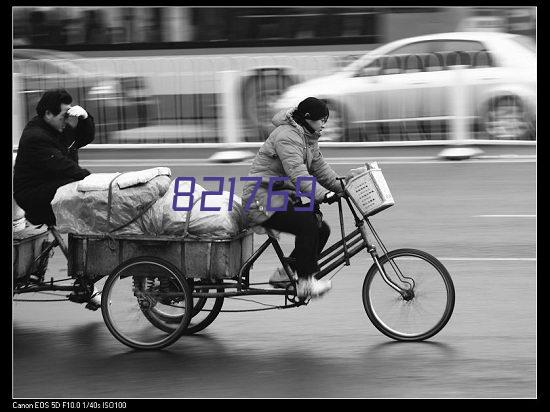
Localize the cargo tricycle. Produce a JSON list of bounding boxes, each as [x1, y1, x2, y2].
[[13, 169, 455, 350]]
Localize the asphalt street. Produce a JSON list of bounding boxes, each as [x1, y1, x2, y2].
[[12, 148, 537, 399]]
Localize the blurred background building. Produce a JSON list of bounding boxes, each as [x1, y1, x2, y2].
[[12, 7, 536, 145], [13, 7, 535, 49]]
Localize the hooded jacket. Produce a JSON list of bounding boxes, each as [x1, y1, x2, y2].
[[241, 108, 344, 228]]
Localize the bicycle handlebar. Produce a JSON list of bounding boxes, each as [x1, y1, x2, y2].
[[336, 177, 349, 198]]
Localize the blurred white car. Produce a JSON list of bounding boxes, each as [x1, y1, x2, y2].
[[273, 32, 536, 141]]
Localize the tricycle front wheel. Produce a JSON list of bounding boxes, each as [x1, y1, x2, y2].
[[363, 248, 455, 341], [101, 256, 192, 350]]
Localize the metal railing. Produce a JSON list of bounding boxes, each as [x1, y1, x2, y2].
[[13, 50, 536, 145]]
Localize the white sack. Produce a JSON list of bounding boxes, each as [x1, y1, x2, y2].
[[52, 168, 172, 235], [141, 179, 245, 238]]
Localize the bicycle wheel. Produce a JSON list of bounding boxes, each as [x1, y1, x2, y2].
[[183, 280, 224, 335], [362, 248, 455, 341], [144, 279, 224, 335], [101, 257, 192, 350]]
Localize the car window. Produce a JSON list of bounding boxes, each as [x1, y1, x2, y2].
[[440, 41, 489, 67], [358, 51, 445, 75], [402, 54, 423, 73], [441, 40, 486, 53], [380, 55, 402, 75], [470, 50, 493, 67], [388, 40, 446, 55], [422, 53, 445, 72]]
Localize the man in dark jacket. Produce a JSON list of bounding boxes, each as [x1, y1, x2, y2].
[[13, 89, 95, 226]]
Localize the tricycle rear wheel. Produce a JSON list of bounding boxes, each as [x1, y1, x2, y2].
[[101, 256, 192, 350], [184, 280, 224, 335], [142, 279, 224, 335]]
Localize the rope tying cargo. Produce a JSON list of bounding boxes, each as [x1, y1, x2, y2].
[[104, 172, 164, 249]]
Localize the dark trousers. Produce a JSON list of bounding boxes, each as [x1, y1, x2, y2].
[[262, 203, 330, 278], [14, 183, 64, 226]]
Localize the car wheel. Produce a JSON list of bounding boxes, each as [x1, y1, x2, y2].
[[241, 69, 297, 140], [484, 95, 535, 140], [321, 101, 347, 142]]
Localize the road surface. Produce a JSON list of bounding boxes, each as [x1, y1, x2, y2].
[[12, 150, 536, 399]]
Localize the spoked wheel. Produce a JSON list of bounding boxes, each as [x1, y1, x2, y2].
[[241, 70, 296, 139], [141, 279, 224, 335], [101, 257, 192, 350], [185, 280, 224, 335], [484, 95, 534, 140], [362, 248, 455, 342]]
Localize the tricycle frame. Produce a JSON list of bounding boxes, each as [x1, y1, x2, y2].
[[181, 178, 409, 307], [14, 176, 455, 347], [13, 178, 406, 307]]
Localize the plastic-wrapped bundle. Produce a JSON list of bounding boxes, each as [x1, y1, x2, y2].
[[141, 179, 246, 238], [51, 168, 172, 235], [187, 191, 245, 238]]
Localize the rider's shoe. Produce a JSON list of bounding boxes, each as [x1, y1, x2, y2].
[[296, 275, 332, 299], [269, 267, 297, 289], [84, 288, 102, 311]]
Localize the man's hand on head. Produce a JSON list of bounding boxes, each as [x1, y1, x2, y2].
[[65, 105, 88, 129], [67, 105, 88, 119]]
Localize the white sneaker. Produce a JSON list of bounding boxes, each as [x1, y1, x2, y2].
[[269, 267, 297, 288], [296, 276, 332, 299]]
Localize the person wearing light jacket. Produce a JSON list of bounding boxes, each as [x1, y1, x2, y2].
[[241, 97, 344, 299]]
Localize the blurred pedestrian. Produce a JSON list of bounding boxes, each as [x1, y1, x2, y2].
[[242, 97, 343, 299], [13, 89, 95, 227]]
